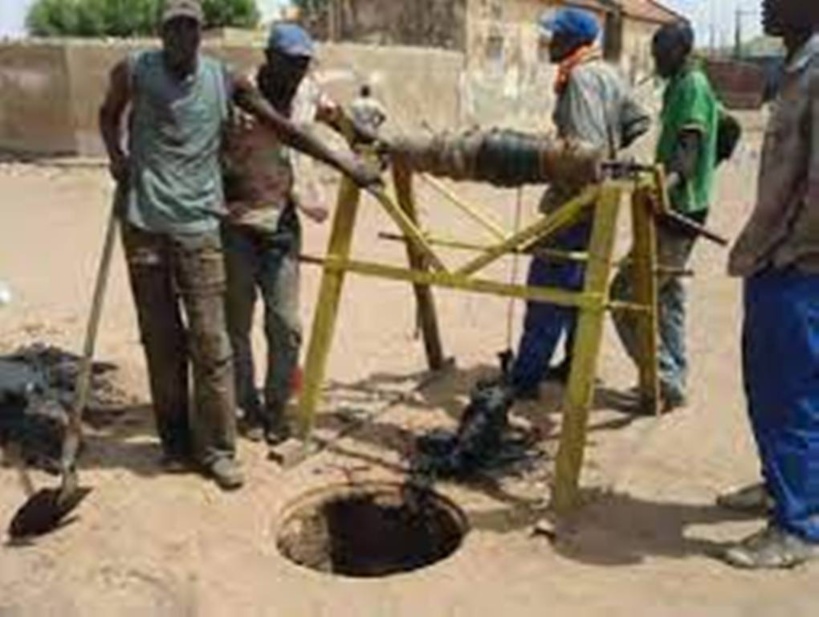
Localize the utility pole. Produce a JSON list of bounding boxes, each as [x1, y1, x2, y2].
[[328, 0, 340, 42], [734, 7, 757, 58]]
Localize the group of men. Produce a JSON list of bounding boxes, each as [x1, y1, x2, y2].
[[507, 9, 717, 414], [97, 0, 819, 570], [511, 0, 819, 570], [100, 0, 381, 491]]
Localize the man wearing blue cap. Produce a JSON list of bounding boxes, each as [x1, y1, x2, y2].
[[98, 1, 379, 490], [222, 23, 362, 446], [507, 7, 650, 399]]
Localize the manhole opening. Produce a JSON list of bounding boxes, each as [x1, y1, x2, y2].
[[277, 482, 467, 578]]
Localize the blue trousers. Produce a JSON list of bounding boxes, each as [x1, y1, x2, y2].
[[511, 221, 592, 392], [744, 269, 819, 542]]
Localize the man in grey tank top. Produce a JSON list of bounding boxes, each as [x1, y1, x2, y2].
[[98, 0, 378, 490]]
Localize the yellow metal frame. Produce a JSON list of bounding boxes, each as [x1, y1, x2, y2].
[[297, 164, 663, 514]]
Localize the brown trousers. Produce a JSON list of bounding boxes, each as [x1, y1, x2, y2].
[[122, 224, 237, 466]]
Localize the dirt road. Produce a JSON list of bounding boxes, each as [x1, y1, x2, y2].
[[0, 119, 815, 616]]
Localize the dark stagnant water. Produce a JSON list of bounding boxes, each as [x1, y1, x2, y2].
[[277, 483, 467, 578]]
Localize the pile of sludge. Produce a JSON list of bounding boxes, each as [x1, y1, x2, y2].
[[0, 344, 123, 473]]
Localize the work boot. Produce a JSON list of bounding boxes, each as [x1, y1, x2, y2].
[[264, 418, 292, 447], [262, 404, 292, 446], [514, 385, 541, 402], [620, 383, 687, 415], [206, 457, 245, 491], [660, 386, 688, 413], [160, 442, 193, 474], [160, 452, 192, 474], [717, 483, 773, 516], [543, 359, 572, 384], [719, 524, 819, 570], [238, 416, 266, 443]]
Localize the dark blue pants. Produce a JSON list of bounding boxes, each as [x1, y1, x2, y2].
[[744, 269, 819, 542], [511, 221, 592, 392], [222, 210, 302, 426]]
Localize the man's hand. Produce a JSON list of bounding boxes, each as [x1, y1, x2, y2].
[[298, 203, 330, 224], [338, 153, 382, 189], [108, 151, 130, 184]]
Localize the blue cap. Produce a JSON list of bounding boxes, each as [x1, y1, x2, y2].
[[267, 23, 315, 58], [539, 8, 600, 45]]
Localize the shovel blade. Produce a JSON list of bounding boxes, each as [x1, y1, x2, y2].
[[8, 486, 91, 540]]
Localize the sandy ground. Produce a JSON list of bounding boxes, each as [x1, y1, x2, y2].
[[0, 117, 816, 616]]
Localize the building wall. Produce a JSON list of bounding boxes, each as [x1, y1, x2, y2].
[[335, 0, 467, 50], [463, 0, 556, 130], [0, 39, 464, 157], [0, 43, 75, 154], [622, 18, 660, 84]]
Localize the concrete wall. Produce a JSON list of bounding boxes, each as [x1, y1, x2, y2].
[[335, 0, 467, 50], [0, 39, 464, 157], [621, 18, 660, 84], [0, 43, 75, 154]]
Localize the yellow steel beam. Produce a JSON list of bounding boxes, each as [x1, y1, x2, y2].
[[369, 187, 449, 273], [297, 177, 362, 440], [607, 300, 653, 314], [378, 231, 590, 263], [553, 184, 623, 513], [300, 255, 605, 310], [631, 185, 661, 415], [393, 161, 447, 371], [455, 186, 600, 277], [418, 174, 508, 240]]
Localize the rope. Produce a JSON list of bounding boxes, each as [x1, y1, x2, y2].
[[505, 187, 525, 351]]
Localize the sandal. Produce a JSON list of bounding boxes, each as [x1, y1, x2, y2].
[[720, 524, 819, 570], [716, 482, 773, 516]]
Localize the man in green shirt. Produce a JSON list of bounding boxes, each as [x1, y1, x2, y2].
[[612, 21, 720, 412]]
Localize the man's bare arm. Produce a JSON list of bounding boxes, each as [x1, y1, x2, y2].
[[314, 101, 379, 145], [666, 129, 702, 192], [231, 72, 379, 187], [99, 60, 132, 183]]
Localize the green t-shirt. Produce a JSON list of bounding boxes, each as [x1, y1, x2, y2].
[[656, 66, 719, 215]]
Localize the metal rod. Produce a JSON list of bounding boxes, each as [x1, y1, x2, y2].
[[368, 188, 449, 273], [417, 174, 508, 240], [300, 255, 605, 309], [553, 184, 623, 513], [455, 186, 600, 277], [393, 160, 447, 371]]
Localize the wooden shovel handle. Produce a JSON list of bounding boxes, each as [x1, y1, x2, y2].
[[60, 183, 124, 494]]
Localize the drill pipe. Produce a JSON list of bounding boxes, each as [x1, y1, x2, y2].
[[387, 129, 602, 188]]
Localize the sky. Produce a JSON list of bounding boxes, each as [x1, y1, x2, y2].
[[0, 0, 764, 44], [0, 0, 290, 38], [664, 0, 763, 47]]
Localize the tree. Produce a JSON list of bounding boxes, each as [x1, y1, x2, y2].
[[293, 0, 329, 18], [27, 0, 260, 38], [292, 0, 329, 40], [201, 0, 259, 30]]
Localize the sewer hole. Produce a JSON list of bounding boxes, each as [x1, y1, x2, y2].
[[276, 482, 467, 578]]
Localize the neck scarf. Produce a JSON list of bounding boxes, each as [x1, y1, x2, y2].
[[554, 45, 601, 94]]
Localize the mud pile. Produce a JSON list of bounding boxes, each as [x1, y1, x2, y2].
[[0, 344, 125, 472]]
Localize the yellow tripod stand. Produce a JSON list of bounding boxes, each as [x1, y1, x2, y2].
[[296, 161, 671, 513]]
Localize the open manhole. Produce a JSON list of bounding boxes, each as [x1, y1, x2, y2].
[[276, 481, 468, 578]]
